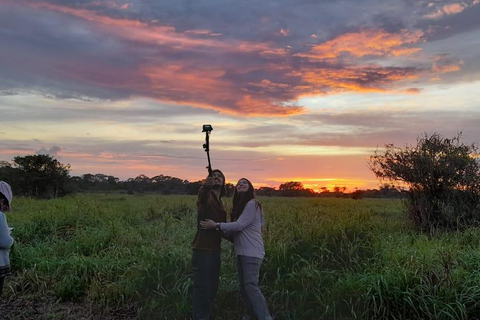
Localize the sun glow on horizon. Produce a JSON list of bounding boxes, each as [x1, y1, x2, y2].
[[260, 177, 380, 192]]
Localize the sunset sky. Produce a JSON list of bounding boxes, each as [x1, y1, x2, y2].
[[1, 0, 479, 191]]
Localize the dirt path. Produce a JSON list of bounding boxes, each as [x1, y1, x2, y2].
[[0, 296, 137, 320]]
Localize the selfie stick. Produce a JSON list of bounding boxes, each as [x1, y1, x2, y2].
[[202, 125, 213, 176]]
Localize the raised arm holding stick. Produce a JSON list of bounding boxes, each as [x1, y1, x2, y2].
[[191, 124, 227, 320]]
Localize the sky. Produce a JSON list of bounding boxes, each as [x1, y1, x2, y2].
[[1, 0, 479, 192]]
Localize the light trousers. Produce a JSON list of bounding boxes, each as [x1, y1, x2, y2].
[[236, 255, 272, 320]]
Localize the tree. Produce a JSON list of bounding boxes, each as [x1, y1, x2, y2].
[[11, 154, 71, 198], [331, 186, 348, 198], [279, 181, 304, 197], [278, 181, 316, 197], [185, 181, 203, 195], [319, 187, 329, 194], [279, 181, 303, 191], [257, 187, 277, 197], [351, 189, 364, 200], [0, 161, 23, 194], [369, 132, 480, 231], [71, 173, 120, 192]]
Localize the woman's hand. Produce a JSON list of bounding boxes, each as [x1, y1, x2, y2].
[[204, 176, 215, 186], [200, 219, 217, 229]]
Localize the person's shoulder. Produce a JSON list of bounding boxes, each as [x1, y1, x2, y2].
[[245, 199, 257, 208]]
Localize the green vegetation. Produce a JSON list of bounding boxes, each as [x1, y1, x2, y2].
[[370, 132, 480, 232], [4, 194, 480, 319]]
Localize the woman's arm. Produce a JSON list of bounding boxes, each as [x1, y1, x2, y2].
[[200, 200, 257, 232], [219, 200, 257, 232], [197, 176, 215, 204], [0, 213, 14, 249]]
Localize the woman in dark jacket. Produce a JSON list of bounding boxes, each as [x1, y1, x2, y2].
[[191, 170, 227, 320]]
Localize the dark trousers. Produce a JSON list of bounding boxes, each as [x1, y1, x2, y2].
[[0, 277, 4, 297], [192, 250, 221, 320], [237, 255, 272, 320]]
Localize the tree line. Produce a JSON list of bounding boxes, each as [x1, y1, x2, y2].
[[0, 154, 400, 199]]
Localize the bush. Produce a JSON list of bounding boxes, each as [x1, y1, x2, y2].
[[369, 132, 480, 232]]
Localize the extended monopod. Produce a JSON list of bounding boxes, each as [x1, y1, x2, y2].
[[202, 124, 213, 176]]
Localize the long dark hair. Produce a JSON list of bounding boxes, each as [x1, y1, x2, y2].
[[212, 169, 226, 198], [230, 178, 260, 221], [0, 192, 8, 211]]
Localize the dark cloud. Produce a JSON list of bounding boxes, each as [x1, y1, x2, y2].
[[36, 145, 61, 155], [0, 98, 218, 123]]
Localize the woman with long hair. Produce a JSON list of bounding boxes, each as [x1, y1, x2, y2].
[[0, 181, 14, 297], [191, 170, 227, 319], [201, 178, 272, 320]]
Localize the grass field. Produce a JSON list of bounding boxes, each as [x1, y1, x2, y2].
[[3, 194, 480, 319]]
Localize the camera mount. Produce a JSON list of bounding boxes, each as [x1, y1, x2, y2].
[[202, 124, 213, 176]]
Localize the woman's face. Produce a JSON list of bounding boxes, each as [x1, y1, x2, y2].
[[236, 179, 250, 193], [212, 171, 224, 186], [0, 199, 10, 212]]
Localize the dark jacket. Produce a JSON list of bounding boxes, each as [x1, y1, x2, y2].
[[191, 186, 227, 251]]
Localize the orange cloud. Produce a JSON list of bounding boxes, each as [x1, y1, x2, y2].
[[444, 3, 465, 14], [142, 65, 229, 94], [248, 79, 290, 90], [297, 29, 423, 60], [141, 65, 304, 116], [424, 2, 467, 19], [235, 95, 304, 117], [300, 66, 420, 94], [432, 54, 464, 73]]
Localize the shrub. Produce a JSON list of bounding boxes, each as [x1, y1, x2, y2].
[[369, 132, 480, 232]]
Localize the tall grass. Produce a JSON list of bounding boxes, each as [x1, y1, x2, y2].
[[5, 194, 480, 319]]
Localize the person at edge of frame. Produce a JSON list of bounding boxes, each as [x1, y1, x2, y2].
[[201, 178, 273, 320], [0, 181, 14, 297], [191, 169, 227, 320]]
